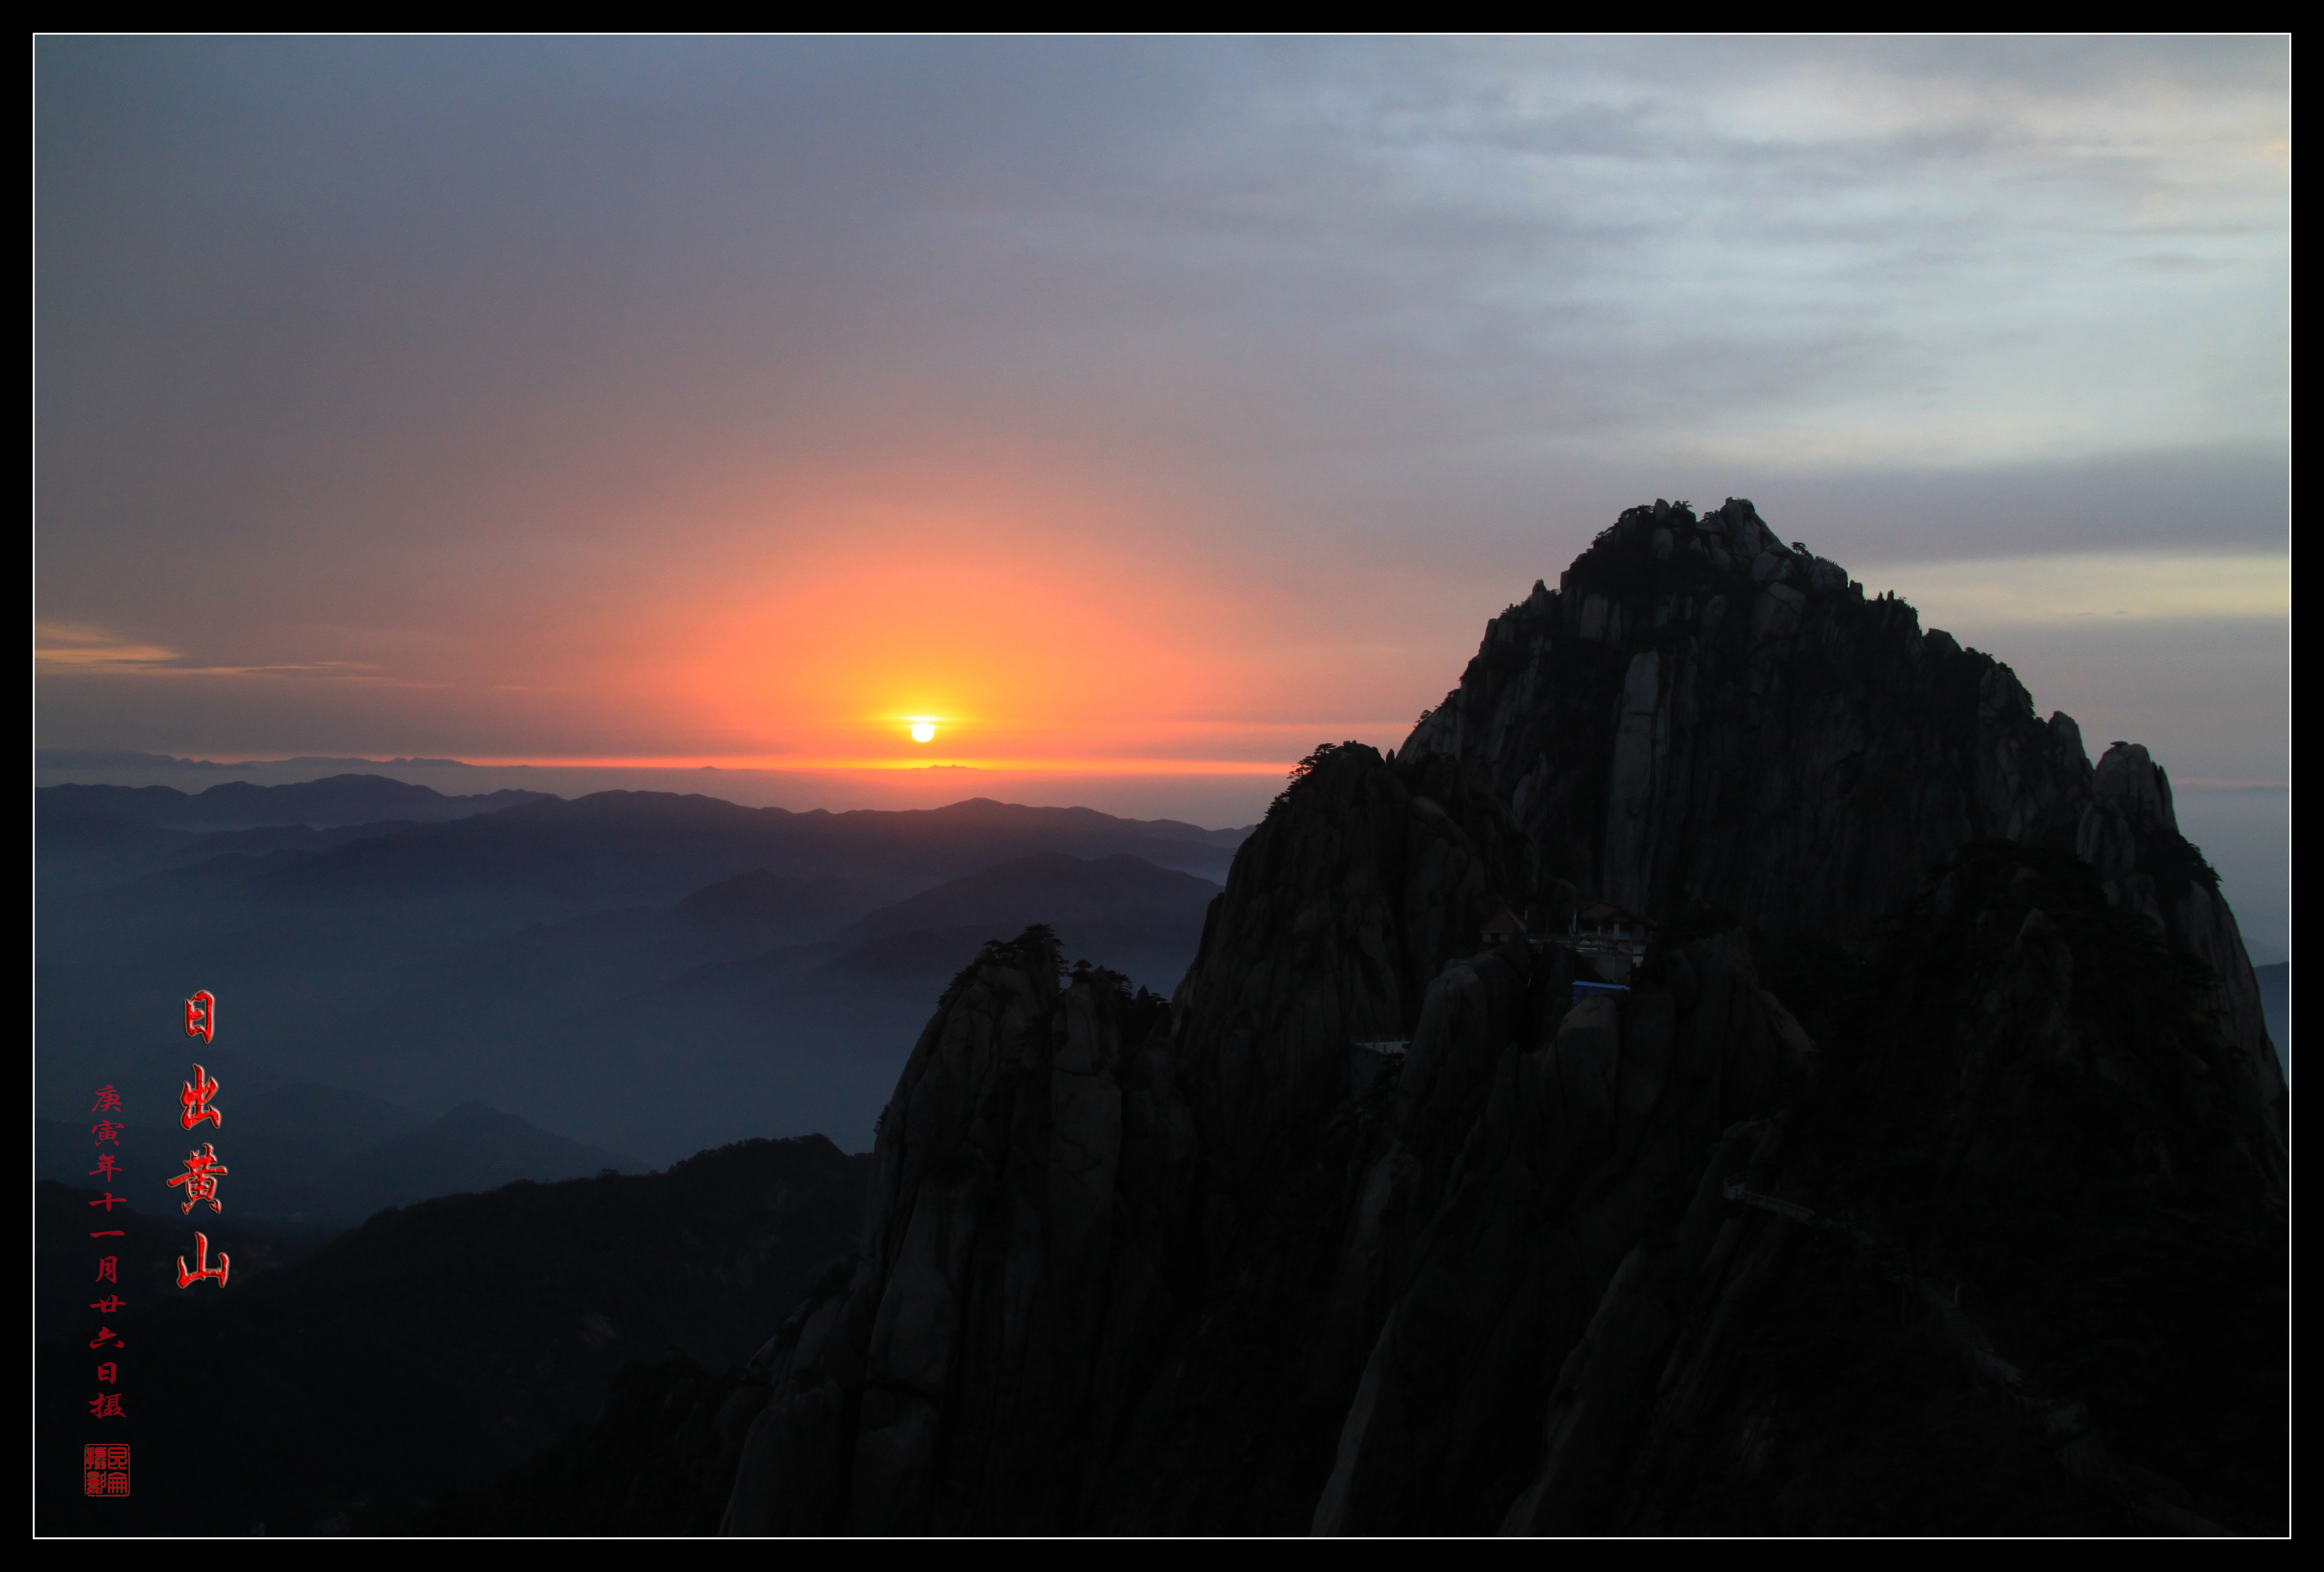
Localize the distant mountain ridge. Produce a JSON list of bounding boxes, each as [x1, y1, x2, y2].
[[39, 772, 550, 829], [81, 788, 1249, 922], [836, 850, 1220, 945], [35, 1083, 640, 1227], [37, 781, 1245, 1161], [456, 850, 1222, 1160], [39, 780, 1254, 906], [37, 749, 472, 771]]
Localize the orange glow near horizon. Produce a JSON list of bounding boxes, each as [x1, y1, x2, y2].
[[278, 463, 1442, 777], [450, 754, 1311, 776], [637, 515, 1283, 768]]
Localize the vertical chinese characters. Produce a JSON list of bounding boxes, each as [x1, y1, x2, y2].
[[173, 1001, 231, 1291], [84, 1086, 130, 1493]]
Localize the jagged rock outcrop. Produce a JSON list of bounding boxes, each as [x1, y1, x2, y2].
[[2075, 741, 2285, 1165], [711, 499, 2285, 1536], [1503, 844, 2282, 1534], [1403, 499, 2281, 1174], [1307, 927, 1813, 1533], [1173, 749, 1528, 1178], [721, 931, 1198, 1533]]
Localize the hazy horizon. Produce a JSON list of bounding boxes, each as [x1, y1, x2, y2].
[[38, 41, 2286, 758], [36, 747, 2288, 970], [35, 37, 2290, 956]]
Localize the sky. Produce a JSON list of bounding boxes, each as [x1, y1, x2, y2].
[[33, 37, 2289, 948]]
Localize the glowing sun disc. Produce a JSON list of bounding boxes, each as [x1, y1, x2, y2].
[[909, 721, 937, 743]]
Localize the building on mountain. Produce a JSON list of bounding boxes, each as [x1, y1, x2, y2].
[[1566, 897, 1649, 984]]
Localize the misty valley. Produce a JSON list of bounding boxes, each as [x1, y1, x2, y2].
[[36, 779, 1246, 1530], [37, 784, 1246, 1169]]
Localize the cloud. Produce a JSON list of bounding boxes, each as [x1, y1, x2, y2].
[[34, 623, 184, 670], [1861, 551, 2289, 626], [31, 37, 2289, 785], [34, 622, 380, 679]]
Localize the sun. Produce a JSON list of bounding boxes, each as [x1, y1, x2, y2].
[[908, 720, 937, 743]]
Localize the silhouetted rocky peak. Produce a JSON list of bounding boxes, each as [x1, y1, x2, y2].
[[629, 499, 2286, 1535], [1401, 498, 2282, 1177]]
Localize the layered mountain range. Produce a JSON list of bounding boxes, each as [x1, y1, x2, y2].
[[36, 788, 1242, 1159], [34, 1087, 641, 1229], [660, 499, 2287, 1535]]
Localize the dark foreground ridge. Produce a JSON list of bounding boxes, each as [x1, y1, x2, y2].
[[36, 1137, 869, 1534], [450, 500, 2291, 1534]]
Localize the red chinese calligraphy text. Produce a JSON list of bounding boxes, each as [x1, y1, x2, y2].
[[179, 1063, 222, 1129], [167, 1143, 229, 1212], [176, 1231, 229, 1288]]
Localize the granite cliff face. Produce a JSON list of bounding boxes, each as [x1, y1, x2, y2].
[[720, 935, 1194, 1532], [696, 500, 2284, 1535], [1404, 498, 2281, 1171]]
